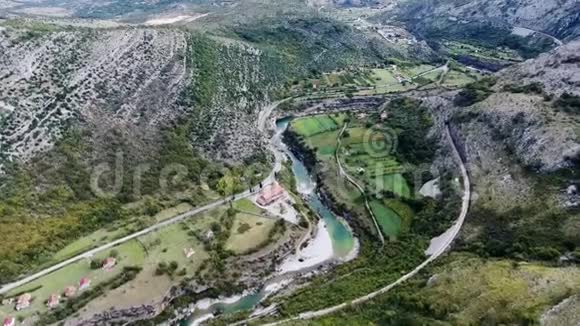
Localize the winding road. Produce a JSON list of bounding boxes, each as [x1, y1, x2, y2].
[[262, 123, 471, 325]]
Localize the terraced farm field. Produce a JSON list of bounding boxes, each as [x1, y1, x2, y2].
[[292, 115, 339, 137], [291, 114, 417, 240]]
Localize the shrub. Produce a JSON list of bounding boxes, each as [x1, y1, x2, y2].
[[554, 92, 580, 114], [454, 77, 497, 107]]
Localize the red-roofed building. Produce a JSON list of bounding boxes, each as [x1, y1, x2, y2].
[[79, 278, 91, 291], [256, 183, 285, 206], [3, 317, 15, 326], [15, 293, 31, 311], [64, 286, 77, 298], [47, 294, 60, 308], [102, 257, 116, 270]]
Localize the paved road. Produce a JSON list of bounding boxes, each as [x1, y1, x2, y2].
[[513, 26, 563, 46], [0, 100, 289, 296], [263, 124, 471, 325], [0, 187, 268, 295], [335, 122, 385, 245]]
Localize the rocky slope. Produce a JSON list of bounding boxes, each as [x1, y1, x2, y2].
[[0, 25, 191, 170], [498, 40, 580, 96], [0, 22, 291, 173], [458, 42, 580, 175], [395, 0, 580, 41]]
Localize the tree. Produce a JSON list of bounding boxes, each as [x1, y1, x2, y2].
[[169, 261, 179, 272], [90, 259, 102, 270]]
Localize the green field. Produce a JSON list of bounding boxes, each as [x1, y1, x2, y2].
[[139, 223, 209, 275], [379, 173, 411, 198], [384, 199, 414, 231], [291, 115, 338, 137], [0, 241, 146, 319], [443, 40, 522, 62], [442, 69, 478, 88], [296, 116, 415, 240], [51, 226, 130, 262], [226, 213, 277, 254], [371, 68, 399, 85], [233, 198, 264, 214], [303, 130, 340, 158], [0, 202, 226, 320], [404, 64, 437, 76], [370, 200, 401, 238], [153, 203, 194, 222]]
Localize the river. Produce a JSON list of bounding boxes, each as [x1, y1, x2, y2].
[[185, 117, 355, 325]]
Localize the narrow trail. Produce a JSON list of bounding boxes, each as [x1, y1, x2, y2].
[[262, 123, 471, 325], [335, 122, 385, 245]]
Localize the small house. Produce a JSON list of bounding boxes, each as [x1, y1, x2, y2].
[[15, 293, 31, 311], [47, 294, 60, 309], [102, 257, 116, 270], [64, 286, 77, 298], [79, 278, 91, 291], [3, 317, 15, 326]]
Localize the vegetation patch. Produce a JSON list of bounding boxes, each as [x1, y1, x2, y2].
[[291, 115, 339, 137], [379, 173, 411, 198], [454, 77, 497, 107], [225, 213, 278, 255], [0, 241, 145, 319], [554, 92, 580, 114], [370, 200, 401, 238], [309, 254, 580, 325]]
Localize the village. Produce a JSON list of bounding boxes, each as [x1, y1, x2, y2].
[[0, 182, 294, 326], [1, 257, 117, 326]]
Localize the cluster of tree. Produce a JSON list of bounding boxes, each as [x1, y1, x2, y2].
[[190, 36, 219, 108], [453, 77, 497, 107], [233, 15, 391, 77], [407, 17, 555, 60], [383, 97, 437, 165], [155, 261, 184, 277], [554, 92, 580, 114], [456, 205, 577, 262], [406, 191, 461, 239], [502, 82, 545, 95], [276, 234, 428, 316], [268, 219, 287, 242], [0, 185, 125, 283]]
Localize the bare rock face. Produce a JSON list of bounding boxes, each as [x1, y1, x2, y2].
[[462, 93, 579, 172], [499, 40, 580, 96], [451, 41, 580, 175], [396, 0, 580, 41], [541, 295, 580, 326], [0, 25, 279, 171]]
